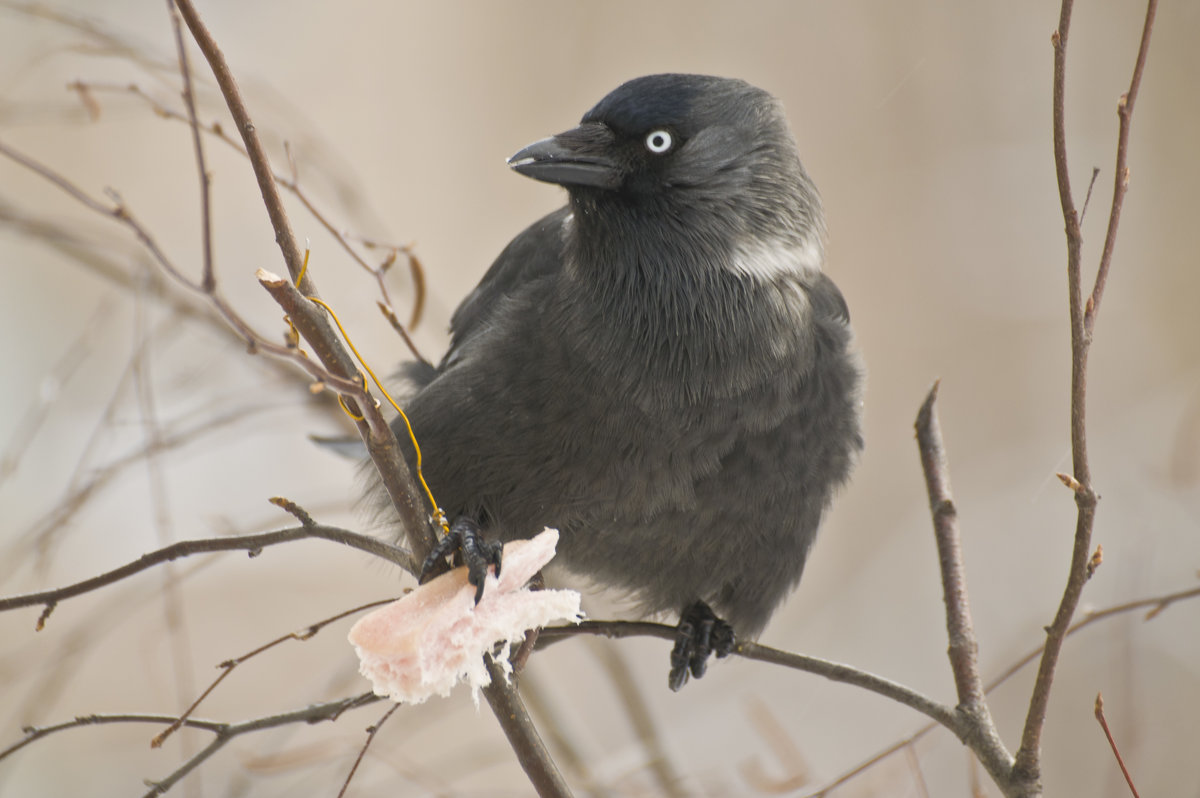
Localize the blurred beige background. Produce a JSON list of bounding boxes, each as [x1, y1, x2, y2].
[[1, 2, 1198, 796]]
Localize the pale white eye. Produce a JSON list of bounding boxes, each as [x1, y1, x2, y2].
[[644, 129, 673, 154]]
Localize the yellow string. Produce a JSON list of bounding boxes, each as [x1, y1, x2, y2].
[[294, 249, 448, 534]]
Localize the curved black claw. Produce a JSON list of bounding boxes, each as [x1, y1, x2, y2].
[[419, 517, 503, 604], [668, 600, 735, 692]]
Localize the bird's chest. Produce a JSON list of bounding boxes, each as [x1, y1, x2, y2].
[[541, 329, 805, 521]]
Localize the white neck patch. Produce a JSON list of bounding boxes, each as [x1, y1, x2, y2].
[[727, 234, 823, 280]]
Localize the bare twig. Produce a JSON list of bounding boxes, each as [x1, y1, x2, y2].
[[914, 382, 986, 711], [167, 0, 303, 287], [140, 692, 380, 797], [1089, 0, 1158, 332], [0, 300, 104, 487], [1014, 0, 1159, 783], [802, 581, 1199, 796], [1094, 693, 1141, 798], [593, 642, 686, 798], [539, 621, 960, 735], [335, 703, 401, 798], [0, 693, 379, 775], [166, 0, 213, 290], [67, 79, 429, 357], [738, 696, 812, 793], [152, 597, 395, 748], [131, 277, 202, 794], [914, 383, 1013, 784], [0, 136, 356, 393], [904, 743, 931, 798], [0, 524, 413, 618]]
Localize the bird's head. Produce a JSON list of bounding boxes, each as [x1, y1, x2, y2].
[[507, 74, 823, 252]]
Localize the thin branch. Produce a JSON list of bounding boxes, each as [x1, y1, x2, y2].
[[66, 79, 429, 358], [593, 642, 686, 797], [0, 299, 103, 487], [141, 693, 381, 798], [539, 621, 961, 735], [166, 0, 214, 291], [152, 597, 395, 748], [1088, 0, 1158, 332], [737, 642, 961, 735], [914, 382, 988, 712], [2, 714, 228, 762], [167, 0, 303, 288], [1015, 0, 1159, 780], [806, 581, 1199, 796], [335, 703, 400, 798], [914, 384, 1015, 786], [0, 524, 414, 618], [0, 136, 356, 393], [1094, 693, 1141, 798]]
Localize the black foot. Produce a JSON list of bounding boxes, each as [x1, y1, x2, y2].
[[668, 600, 735, 691], [419, 517, 503, 604]]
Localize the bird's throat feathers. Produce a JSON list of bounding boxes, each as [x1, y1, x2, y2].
[[556, 206, 821, 402]]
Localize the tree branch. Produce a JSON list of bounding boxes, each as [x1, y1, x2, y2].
[[914, 382, 987, 712], [539, 621, 961, 735], [1014, 0, 1159, 783], [914, 383, 1014, 785], [167, 0, 437, 564], [1088, 0, 1158, 332], [165, 0, 214, 291], [0, 523, 413, 620], [480, 655, 574, 798]]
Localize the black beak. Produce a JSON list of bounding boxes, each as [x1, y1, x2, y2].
[[507, 122, 622, 190]]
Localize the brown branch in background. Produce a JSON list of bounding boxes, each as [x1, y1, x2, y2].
[[335, 703, 401, 798], [282, 140, 429, 359], [166, 0, 214, 290], [346, 230, 430, 329], [171, 0, 437, 563], [0, 136, 359, 395], [167, 0, 303, 288], [139, 692, 380, 798], [804, 581, 1200, 796], [11, 401, 267, 583], [0, 693, 380, 782], [480, 655, 574, 798], [0, 523, 413, 618], [738, 695, 812, 794], [152, 597, 395, 749], [65, 78, 429, 356], [0, 300, 102, 488], [592, 642, 687, 798], [518, 678, 606, 794], [904, 743, 931, 798], [130, 270, 202, 792], [1014, 0, 1159, 782], [1094, 693, 1141, 798]]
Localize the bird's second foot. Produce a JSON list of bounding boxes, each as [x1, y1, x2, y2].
[[669, 600, 735, 691], [419, 516, 503, 604]]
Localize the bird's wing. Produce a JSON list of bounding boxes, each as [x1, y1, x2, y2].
[[439, 206, 570, 370], [805, 269, 851, 325]]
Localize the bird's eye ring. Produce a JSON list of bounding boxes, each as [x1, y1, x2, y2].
[[644, 129, 674, 154]]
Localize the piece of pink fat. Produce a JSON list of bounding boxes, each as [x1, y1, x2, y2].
[[348, 528, 582, 704]]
